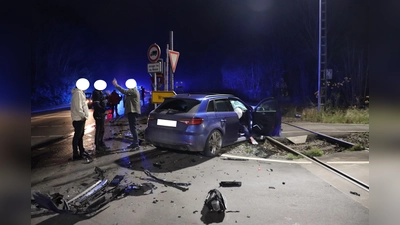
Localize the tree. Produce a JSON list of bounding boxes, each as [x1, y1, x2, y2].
[[32, 20, 93, 108]]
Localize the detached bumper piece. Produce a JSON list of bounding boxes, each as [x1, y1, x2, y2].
[[31, 167, 129, 215], [143, 169, 191, 192]]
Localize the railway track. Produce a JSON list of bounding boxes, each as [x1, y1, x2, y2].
[[268, 122, 369, 192]]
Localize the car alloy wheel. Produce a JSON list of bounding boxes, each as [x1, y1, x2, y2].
[[204, 130, 222, 157]]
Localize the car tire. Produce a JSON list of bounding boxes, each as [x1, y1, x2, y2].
[[203, 130, 222, 157]]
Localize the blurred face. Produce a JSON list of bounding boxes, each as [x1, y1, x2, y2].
[[94, 80, 107, 91], [76, 78, 90, 91], [126, 79, 137, 89]]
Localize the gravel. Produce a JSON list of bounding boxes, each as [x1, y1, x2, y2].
[[224, 132, 369, 160]]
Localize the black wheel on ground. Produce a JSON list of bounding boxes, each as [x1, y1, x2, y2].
[[203, 130, 222, 157]]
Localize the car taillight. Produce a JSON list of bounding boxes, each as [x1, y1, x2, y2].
[[179, 118, 204, 125]]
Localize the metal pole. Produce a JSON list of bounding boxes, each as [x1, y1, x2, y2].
[[154, 72, 157, 109], [170, 31, 174, 91], [317, 0, 322, 112], [165, 44, 169, 91]]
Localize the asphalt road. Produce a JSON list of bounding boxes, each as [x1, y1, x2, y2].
[[31, 111, 369, 225]]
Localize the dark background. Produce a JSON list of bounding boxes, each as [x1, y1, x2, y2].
[[31, 0, 370, 109]]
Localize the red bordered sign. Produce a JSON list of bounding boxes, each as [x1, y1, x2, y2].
[[147, 43, 161, 63]]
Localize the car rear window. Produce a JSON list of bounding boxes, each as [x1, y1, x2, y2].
[[155, 98, 201, 113]]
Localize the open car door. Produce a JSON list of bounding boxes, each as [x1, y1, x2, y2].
[[251, 97, 281, 136]]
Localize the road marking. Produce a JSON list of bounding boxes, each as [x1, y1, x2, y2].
[[220, 154, 312, 164], [327, 161, 369, 164], [281, 130, 368, 134], [31, 123, 95, 140]]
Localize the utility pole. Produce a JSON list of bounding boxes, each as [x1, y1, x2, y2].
[[318, 0, 327, 112], [165, 44, 169, 91]]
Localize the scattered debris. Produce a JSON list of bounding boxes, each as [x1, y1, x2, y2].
[[350, 191, 360, 196], [32, 167, 130, 215], [219, 181, 242, 187], [193, 210, 198, 214], [95, 167, 106, 179], [222, 157, 249, 161], [153, 162, 162, 169], [204, 189, 226, 213], [110, 175, 125, 187], [143, 169, 191, 191]]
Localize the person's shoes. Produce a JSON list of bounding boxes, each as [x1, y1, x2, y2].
[[250, 137, 258, 145], [96, 146, 106, 152], [100, 144, 110, 150], [81, 151, 90, 157], [127, 144, 140, 151], [73, 155, 83, 160], [131, 146, 140, 151]]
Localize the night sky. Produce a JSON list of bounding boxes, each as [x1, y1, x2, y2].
[[32, 0, 370, 108], [34, 0, 284, 83]]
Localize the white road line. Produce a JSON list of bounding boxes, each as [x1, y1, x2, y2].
[[220, 154, 312, 164], [281, 130, 368, 134], [327, 161, 369, 164]]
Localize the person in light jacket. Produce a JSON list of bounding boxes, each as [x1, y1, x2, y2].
[[112, 78, 141, 150], [70, 83, 89, 160]]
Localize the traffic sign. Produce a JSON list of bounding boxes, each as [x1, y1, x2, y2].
[[151, 91, 176, 103], [147, 62, 163, 73], [148, 43, 161, 62], [168, 50, 180, 73]]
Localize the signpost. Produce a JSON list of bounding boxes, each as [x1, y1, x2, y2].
[[151, 91, 176, 104], [148, 43, 162, 108], [168, 50, 180, 90], [147, 62, 163, 73], [148, 43, 161, 63], [147, 41, 180, 106], [168, 50, 180, 73]]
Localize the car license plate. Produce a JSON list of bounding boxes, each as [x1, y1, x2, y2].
[[157, 119, 177, 127]]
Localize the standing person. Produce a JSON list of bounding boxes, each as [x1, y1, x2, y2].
[[112, 78, 141, 150], [140, 86, 146, 105], [108, 90, 122, 117], [92, 80, 110, 152], [70, 78, 90, 160]]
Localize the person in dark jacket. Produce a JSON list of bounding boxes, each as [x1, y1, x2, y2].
[[112, 78, 141, 150], [108, 90, 122, 117], [92, 80, 111, 152]]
